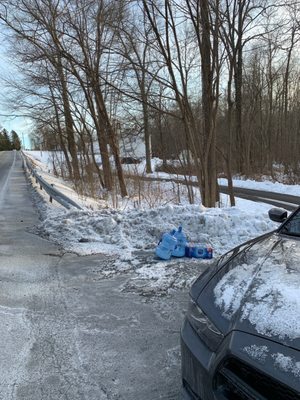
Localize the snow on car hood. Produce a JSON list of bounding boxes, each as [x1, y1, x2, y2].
[[210, 235, 300, 347]]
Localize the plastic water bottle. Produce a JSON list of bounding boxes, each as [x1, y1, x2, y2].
[[192, 245, 207, 258], [185, 243, 194, 258], [172, 226, 187, 257], [155, 230, 177, 260], [205, 245, 213, 259], [185, 243, 213, 259]]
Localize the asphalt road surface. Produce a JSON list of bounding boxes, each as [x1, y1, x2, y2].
[[125, 174, 299, 211], [0, 151, 204, 400], [218, 185, 300, 211], [0, 151, 297, 400]]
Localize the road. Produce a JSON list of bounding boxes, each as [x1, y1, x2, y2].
[[124, 174, 299, 211], [218, 185, 300, 211], [0, 151, 297, 399], [0, 151, 199, 400]]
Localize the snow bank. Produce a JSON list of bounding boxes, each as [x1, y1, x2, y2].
[[29, 196, 277, 296], [26, 150, 283, 297], [36, 204, 276, 258]]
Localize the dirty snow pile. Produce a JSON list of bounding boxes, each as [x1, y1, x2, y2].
[[35, 204, 276, 259], [30, 199, 277, 296], [26, 150, 281, 296]]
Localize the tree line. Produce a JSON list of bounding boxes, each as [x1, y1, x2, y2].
[[0, 0, 299, 206], [0, 128, 21, 151]]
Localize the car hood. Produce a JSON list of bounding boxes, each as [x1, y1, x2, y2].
[[198, 233, 300, 351]]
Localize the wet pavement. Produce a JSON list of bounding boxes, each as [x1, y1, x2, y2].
[[0, 152, 207, 400]]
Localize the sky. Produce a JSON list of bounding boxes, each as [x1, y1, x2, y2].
[[0, 31, 32, 149]]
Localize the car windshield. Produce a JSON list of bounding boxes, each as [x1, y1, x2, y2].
[[281, 208, 300, 236]]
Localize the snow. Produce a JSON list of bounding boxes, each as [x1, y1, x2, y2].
[[214, 262, 260, 319], [124, 156, 300, 197], [122, 262, 196, 296], [123, 157, 164, 176], [241, 257, 300, 340], [25, 150, 287, 300], [243, 347, 300, 377], [24, 152, 104, 210], [219, 177, 300, 197], [25, 151, 300, 197], [120, 136, 146, 159], [28, 182, 276, 298], [214, 239, 300, 341], [243, 345, 269, 362], [33, 205, 275, 259], [22, 151, 300, 363], [272, 353, 300, 378]]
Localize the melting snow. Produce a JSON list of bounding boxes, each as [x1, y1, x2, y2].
[[272, 353, 300, 378], [26, 151, 283, 298], [243, 345, 269, 362], [241, 259, 300, 340], [243, 347, 300, 377], [214, 262, 260, 318], [35, 206, 275, 259], [214, 242, 300, 340]]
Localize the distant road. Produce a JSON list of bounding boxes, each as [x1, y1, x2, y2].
[[218, 185, 299, 211], [0, 151, 16, 205], [124, 173, 299, 211], [0, 151, 189, 400]]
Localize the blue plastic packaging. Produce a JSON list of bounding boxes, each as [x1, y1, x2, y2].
[[172, 226, 187, 257], [185, 244, 213, 259], [155, 230, 177, 260]]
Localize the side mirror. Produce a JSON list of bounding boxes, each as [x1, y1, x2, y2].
[[268, 208, 288, 223]]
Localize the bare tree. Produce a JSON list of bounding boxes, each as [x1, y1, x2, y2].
[[0, 0, 81, 182], [140, 0, 221, 207]]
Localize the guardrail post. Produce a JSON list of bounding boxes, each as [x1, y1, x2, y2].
[[50, 184, 54, 203]]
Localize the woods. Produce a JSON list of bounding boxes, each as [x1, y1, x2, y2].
[[0, 128, 21, 150], [0, 0, 299, 206]]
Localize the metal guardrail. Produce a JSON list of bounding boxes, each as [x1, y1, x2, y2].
[[22, 152, 82, 210]]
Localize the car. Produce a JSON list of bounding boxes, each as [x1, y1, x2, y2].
[[181, 207, 300, 400]]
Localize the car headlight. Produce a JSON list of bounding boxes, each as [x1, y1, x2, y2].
[[187, 298, 224, 352]]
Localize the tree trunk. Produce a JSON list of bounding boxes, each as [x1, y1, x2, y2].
[[227, 65, 235, 206], [200, 0, 218, 207], [142, 99, 152, 173], [48, 74, 73, 179], [56, 58, 81, 183], [94, 84, 127, 197]]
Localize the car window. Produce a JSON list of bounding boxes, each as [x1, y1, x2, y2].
[[281, 209, 300, 236]]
